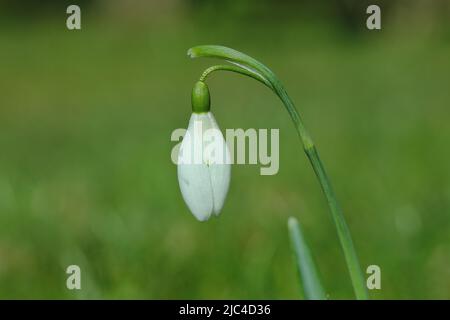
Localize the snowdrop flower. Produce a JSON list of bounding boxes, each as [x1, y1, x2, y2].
[[177, 81, 231, 221], [182, 45, 368, 299]]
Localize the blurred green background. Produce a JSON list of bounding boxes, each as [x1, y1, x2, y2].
[[0, 0, 449, 299]]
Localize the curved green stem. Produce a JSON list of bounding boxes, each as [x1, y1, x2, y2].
[[199, 65, 273, 88], [189, 45, 368, 300]]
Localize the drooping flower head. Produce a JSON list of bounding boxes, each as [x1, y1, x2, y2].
[[177, 81, 231, 221]]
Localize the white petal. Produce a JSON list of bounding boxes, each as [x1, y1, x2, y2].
[[178, 163, 214, 221], [177, 112, 231, 221], [177, 113, 214, 221], [209, 161, 231, 216], [203, 113, 231, 216]]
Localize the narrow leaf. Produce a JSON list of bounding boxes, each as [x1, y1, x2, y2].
[[288, 217, 326, 300]]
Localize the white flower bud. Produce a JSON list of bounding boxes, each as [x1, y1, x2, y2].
[[177, 112, 231, 221]]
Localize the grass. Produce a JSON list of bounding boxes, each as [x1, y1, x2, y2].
[[0, 13, 449, 299]]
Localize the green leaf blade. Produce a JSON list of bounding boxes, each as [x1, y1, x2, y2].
[[288, 217, 326, 300]]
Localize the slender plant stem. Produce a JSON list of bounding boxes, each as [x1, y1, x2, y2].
[[189, 45, 368, 299], [199, 65, 273, 88], [274, 85, 368, 300], [305, 148, 367, 299]]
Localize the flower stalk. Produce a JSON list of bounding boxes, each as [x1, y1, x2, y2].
[[188, 45, 368, 299]]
